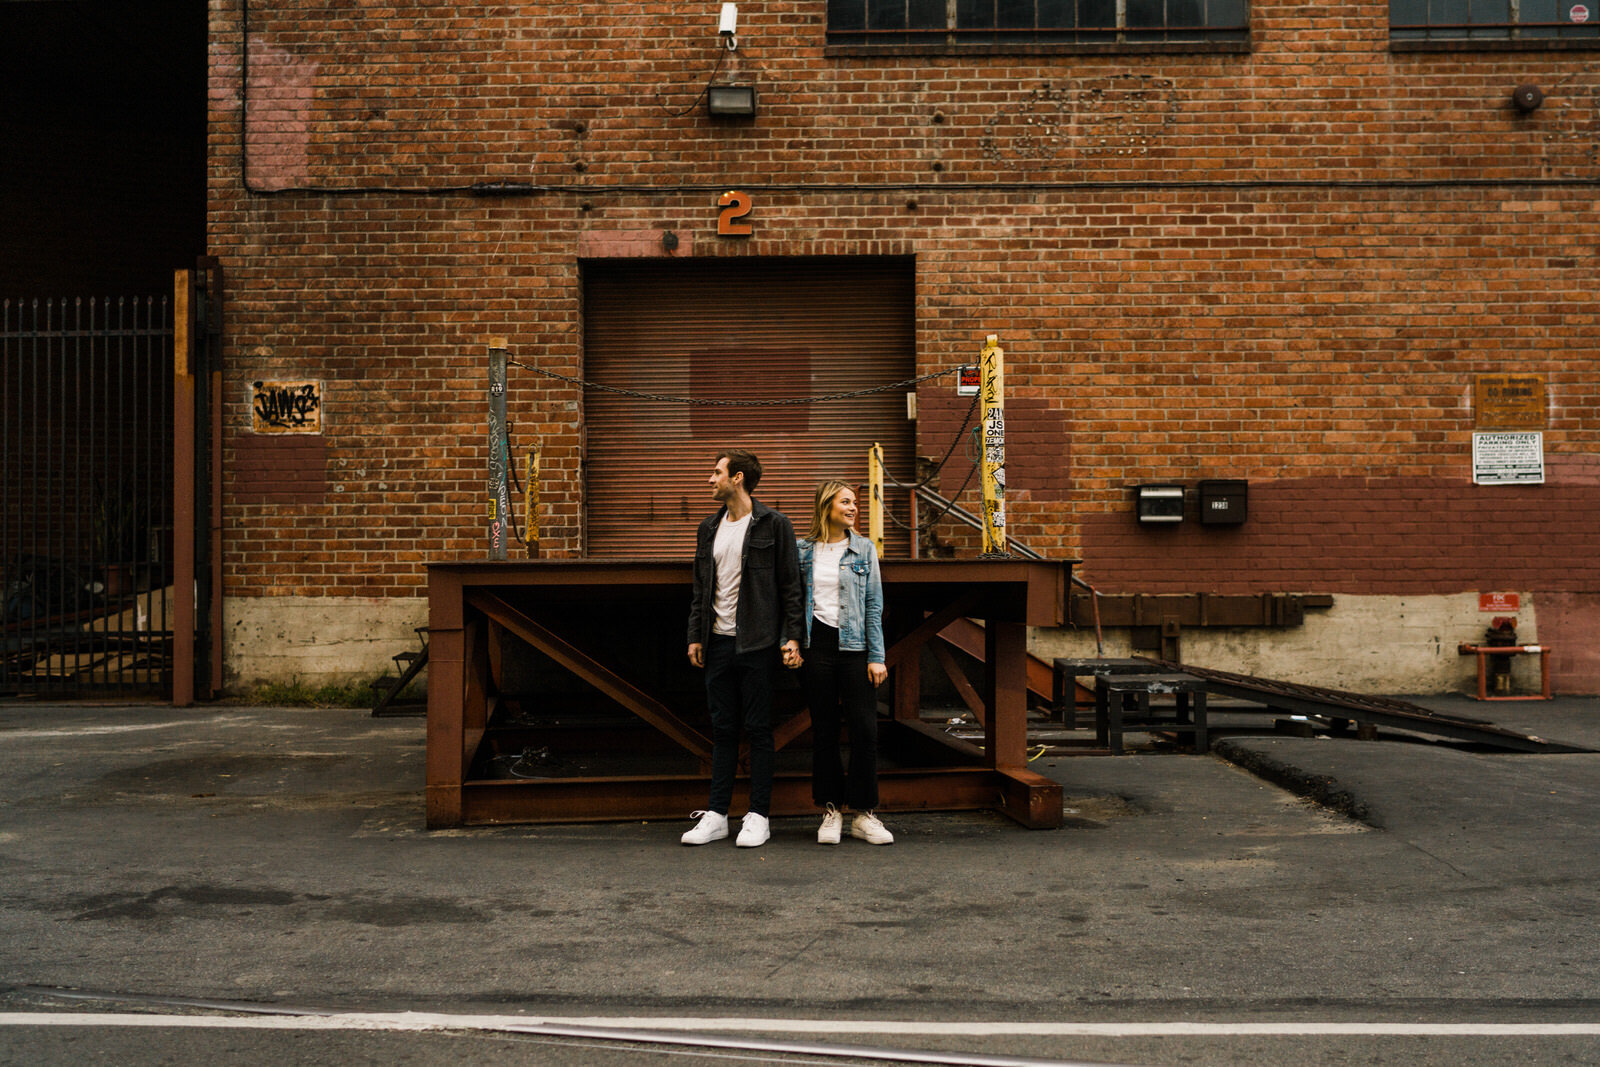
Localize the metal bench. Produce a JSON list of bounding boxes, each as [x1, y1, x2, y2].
[[1095, 671, 1209, 755], [1051, 657, 1165, 728]]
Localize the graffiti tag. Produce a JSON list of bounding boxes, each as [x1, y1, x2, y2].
[[252, 380, 322, 433]]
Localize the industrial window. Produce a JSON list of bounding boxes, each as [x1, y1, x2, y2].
[[1391, 0, 1600, 45], [825, 0, 1249, 52]]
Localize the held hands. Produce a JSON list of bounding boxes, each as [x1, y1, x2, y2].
[[692, 641, 805, 669], [868, 662, 888, 688]]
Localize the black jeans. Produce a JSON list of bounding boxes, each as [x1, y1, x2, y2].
[[802, 621, 879, 810], [703, 634, 775, 817]]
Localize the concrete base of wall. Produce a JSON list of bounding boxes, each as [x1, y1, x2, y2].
[[224, 595, 428, 691], [223, 591, 1588, 697], [1032, 592, 1577, 696]]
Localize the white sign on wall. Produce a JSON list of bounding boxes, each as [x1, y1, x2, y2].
[[1472, 431, 1545, 485]]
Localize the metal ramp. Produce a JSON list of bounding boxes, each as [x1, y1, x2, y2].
[[1142, 658, 1595, 754]]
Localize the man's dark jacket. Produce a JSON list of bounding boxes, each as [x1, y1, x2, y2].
[[687, 499, 805, 655]]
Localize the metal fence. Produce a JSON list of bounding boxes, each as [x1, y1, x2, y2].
[[2, 295, 175, 697]]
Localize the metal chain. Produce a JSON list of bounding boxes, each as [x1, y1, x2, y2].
[[880, 459, 977, 535], [509, 361, 953, 405], [511, 357, 976, 535], [881, 392, 979, 491], [914, 461, 978, 530]]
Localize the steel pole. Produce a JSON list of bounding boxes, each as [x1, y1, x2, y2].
[[488, 339, 510, 560]]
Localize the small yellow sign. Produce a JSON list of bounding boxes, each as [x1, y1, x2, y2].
[[251, 379, 322, 434], [1474, 374, 1545, 430]]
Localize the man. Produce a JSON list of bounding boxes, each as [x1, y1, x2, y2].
[[683, 448, 804, 848]]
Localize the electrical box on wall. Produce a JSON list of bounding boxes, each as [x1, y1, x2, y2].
[[1199, 479, 1248, 525], [1135, 484, 1186, 524]]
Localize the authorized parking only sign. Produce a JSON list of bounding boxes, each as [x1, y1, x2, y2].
[[1473, 431, 1545, 485]]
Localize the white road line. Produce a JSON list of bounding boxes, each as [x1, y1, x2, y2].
[[0, 715, 260, 740], [0, 723, 193, 739], [2, 1013, 1600, 1036]]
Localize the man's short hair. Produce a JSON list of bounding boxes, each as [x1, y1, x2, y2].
[[717, 448, 763, 490]]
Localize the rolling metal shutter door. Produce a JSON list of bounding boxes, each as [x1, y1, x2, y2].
[[583, 257, 915, 560]]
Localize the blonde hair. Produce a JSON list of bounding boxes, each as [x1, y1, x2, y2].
[[805, 479, 855, 543]]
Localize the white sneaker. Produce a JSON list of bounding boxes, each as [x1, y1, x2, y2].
[[817, 804, 843, 845], [850, 811, 894, 845], [680, 810, 728, 845], [736, 812, 770, 848]]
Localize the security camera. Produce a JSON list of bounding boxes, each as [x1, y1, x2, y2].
[[719, 3, 738, 36]]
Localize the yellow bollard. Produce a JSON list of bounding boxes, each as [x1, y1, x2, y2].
[[979, 334, 1006, 556], [867, 441, 885, 559]]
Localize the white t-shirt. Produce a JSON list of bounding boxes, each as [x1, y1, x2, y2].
[[811, 539, 847, 629], [711, 512, 751, 636]]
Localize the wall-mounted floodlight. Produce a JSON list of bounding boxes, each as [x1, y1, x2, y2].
[[707, 84, 757, 118], [1135, 484, 1186, 524]]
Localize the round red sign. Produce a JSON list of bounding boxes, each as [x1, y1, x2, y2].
[[1573, 4, 1591, 23]]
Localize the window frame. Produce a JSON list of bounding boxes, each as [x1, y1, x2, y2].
[[824, 0, 1251, 56], [1390, 0, 1600, 51]]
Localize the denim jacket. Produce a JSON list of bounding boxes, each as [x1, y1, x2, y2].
[[687, 499, 804, 655], [796, 529, 885, 664]]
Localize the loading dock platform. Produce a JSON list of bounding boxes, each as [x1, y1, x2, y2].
[[425, 558, 1076, 829]]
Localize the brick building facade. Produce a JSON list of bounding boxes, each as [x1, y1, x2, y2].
[[209, 1, 1600, 693]]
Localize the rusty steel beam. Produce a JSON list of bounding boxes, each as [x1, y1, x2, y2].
[[424, 624, 466, 827], [426, 559, 1075, 829], [468, 589, 712, 759], [453, 768, 1049, 827], [995, 767, 1065, 829], [885, 718, 986, 764], [1069, 592, 1333, 629], [937, 616, 1055, 704], [983, 619, 1029, 769], [883, 588, 983, 669], [171, 270, 195, 707], [931, 640, 986, 725], [772, 705, 813, 753]]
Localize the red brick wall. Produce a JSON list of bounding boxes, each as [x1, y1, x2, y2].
[[1082, 474, 1600, 595], [208, 1, 1600, 614]]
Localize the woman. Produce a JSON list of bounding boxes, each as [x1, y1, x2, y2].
[[795, 480, 893, 846]]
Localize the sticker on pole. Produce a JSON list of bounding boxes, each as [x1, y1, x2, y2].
[[957, 365, 980, 397], [1572, 4, 1590, 22]]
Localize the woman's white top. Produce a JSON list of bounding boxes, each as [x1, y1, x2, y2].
[[810, 538, 848, 628]]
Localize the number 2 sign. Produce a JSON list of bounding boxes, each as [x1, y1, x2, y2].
[[717, 190, 753, 236]]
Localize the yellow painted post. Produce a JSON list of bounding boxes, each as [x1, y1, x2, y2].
[[524, 446, 541, 558], [867, 441, 885, 558], [979, 334, 1007, 556]]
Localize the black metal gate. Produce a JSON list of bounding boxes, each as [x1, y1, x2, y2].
[[2, 291, 181, 697]]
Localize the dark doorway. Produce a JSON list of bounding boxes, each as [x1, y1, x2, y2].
[[0, 0, 207, 298]]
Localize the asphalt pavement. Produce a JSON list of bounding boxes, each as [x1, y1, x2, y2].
[[2, 693, 1598, 1066]]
